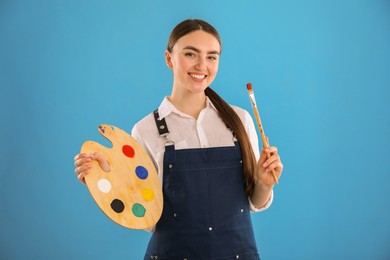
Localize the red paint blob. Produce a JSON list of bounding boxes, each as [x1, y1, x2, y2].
[[122, 145, 135, 158]]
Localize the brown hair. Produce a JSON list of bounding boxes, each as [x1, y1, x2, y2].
[[167, 19, 257, 196], [167, 19, 222, 53]]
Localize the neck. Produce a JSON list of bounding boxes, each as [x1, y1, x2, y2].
[[169, 89, 207, 119]]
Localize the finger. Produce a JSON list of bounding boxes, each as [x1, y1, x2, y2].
[[262, 153, 280, 168], [75, 164, 93, 185], [74, 153, 89, 161], [90, 152, 104, 161], [265, 157, 283, 171], [74, 164, 92, 175], [258, 148, 268, 165], [74, 153, 91, 167], [266, 160, 283, 175], [74, 156, 92, 167], [77, 172, 87, 185], [264, 146, 278, 155]]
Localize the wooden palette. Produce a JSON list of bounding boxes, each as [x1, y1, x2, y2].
[[81, 124, 163, 230]]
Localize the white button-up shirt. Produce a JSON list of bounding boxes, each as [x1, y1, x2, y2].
[[131, 97, 273, 215]]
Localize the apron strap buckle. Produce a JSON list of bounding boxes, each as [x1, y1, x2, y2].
[[153, 109, 174, 146]]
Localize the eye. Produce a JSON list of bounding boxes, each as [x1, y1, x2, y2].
[[184, 52, 195, 57], [208, 56, 218, 61]]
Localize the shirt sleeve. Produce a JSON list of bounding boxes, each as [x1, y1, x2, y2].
[[130, 125, 142, 144], [249, 190, 274, 212], [242, 109, 260, 161]]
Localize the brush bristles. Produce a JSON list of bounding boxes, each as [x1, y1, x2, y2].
[[246, 83, 252, 91]]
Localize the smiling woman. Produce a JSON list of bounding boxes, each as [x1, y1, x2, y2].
[[74, 18, 283, 259], [166, 30, 221, 114]]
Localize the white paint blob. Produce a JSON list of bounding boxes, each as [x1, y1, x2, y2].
[[97, 178, 112, 193]]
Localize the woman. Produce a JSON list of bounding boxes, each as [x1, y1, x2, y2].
[[74, 19, 283, 259]]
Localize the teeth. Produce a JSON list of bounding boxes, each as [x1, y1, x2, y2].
[[189, 73, 206, 79]]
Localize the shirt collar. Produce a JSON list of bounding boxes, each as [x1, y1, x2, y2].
[[206, 96, 218, 111], [157, 96, 217, 119]]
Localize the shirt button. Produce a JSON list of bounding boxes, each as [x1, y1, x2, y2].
[[241, 209, 244, 213], [208, 227, 213, 231], [173, 213, 177, 217], [236, 255, 240, 259], [169, 164, 173, 169]]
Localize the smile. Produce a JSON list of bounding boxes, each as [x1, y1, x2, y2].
[[189, 73, 207, 79]]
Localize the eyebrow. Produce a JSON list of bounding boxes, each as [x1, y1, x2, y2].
[[183, 46, 220, 55]]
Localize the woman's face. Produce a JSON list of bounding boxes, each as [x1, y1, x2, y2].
[[166, 30, 221, 95]]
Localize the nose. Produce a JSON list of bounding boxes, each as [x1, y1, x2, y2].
[[195, 56, 207, 70]]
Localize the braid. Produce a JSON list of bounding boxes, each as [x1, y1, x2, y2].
[[205, 87, 257, 196]]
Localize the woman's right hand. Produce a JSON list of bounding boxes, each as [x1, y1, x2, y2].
[[73, 152, 111, 184]]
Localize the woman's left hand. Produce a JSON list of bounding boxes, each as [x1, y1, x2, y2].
[[257, 141, 283, 187]]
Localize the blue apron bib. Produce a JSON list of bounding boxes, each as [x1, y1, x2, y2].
[[144, 110, 260, 260]]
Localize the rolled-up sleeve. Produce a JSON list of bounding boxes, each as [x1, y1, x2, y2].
[[249, 190, 273, 212]]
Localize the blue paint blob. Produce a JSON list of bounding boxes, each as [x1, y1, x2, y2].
[[135, 166, 148, 180]]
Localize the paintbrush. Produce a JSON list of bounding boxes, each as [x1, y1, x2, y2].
[[246, 83, 278, 184]]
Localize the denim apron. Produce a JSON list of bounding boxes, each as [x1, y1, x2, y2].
[[144, 110, 260, 260]]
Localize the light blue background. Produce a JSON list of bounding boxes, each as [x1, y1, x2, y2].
[[1, 0, 389, 259]]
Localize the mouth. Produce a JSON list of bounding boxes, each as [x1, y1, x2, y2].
[[189, 73, 207, 80]]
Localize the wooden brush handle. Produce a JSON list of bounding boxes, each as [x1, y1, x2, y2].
[[252, 108, 278, 184], [247, 83, 278, 184]]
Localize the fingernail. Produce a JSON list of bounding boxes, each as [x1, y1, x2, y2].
[[263, 162, 268, 167]]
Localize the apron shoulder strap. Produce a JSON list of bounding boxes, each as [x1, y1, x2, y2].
[[153, 109, 169, 136], [153, 109, 174, 146]]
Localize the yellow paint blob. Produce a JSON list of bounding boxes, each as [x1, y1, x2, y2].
[[142, 188, 155, 201]]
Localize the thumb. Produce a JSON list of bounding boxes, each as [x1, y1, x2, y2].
[[91, 152, 111, 172]]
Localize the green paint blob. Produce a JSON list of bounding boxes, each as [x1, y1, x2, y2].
[[132, 203, 146, 218]]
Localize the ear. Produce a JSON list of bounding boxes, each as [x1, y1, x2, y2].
[[165, 50, 173, 69]]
